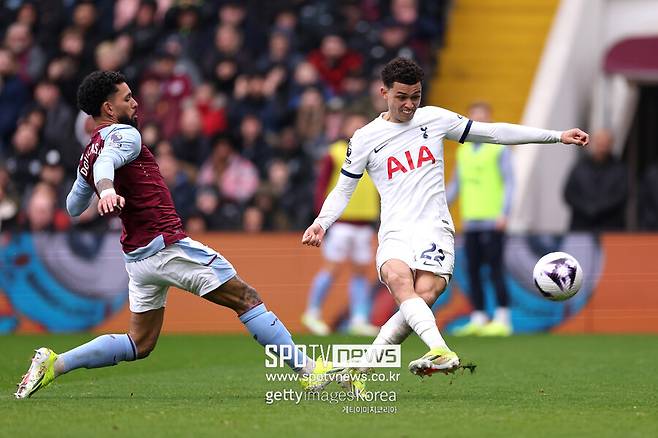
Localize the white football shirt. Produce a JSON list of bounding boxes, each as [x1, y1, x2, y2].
[[342, 106, 471, 238]]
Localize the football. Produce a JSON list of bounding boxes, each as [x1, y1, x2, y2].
[[533, 252, 583, 301]]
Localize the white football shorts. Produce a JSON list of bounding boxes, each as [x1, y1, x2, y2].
[[376, 225, 455, 283], [125, 237, 236, 313], [322, 222, 374, 265]]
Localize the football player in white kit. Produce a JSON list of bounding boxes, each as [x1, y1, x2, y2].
[[302, 57, 589, 378]]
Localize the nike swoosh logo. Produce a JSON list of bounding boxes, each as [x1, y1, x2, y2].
[[270, 318, 278, 326], [374, 141, 389, 153]]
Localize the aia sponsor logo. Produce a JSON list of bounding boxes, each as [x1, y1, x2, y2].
[[387, 145, 436, 179]]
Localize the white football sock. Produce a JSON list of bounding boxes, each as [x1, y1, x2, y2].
[[494, 307, 511, 326], [399, 297, 447, 349], [373, 311, 412, 345], [471, 310, 488, 326]]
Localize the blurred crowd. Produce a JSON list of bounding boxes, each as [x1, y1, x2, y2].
[[0, 0, 447, 233]]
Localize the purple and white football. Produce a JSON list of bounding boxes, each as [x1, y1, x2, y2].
[[533, 252, 584, 301]]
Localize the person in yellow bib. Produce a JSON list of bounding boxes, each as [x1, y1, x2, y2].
[[302, 112, 380, 336], [447, 102, 514, 337]]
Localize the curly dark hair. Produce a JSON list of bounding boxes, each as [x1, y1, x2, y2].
[[381, 57, 424, 88], [77, 71, 127, 117]]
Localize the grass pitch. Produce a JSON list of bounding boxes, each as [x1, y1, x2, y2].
[[1, 334, 657, 438]]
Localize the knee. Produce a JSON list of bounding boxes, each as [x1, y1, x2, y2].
[[416, 286, 440, 306], [384, 270, 414, 293]]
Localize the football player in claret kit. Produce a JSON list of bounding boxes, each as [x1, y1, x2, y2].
[[15, 71, 331, 399], [302, 57, 588, 379]]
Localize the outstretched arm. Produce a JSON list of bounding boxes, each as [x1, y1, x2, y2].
[[302, 173, 359, 247], [463, 122, 589, 146]]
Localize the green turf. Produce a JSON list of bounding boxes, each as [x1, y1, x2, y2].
[[1, 334, 657, 438]]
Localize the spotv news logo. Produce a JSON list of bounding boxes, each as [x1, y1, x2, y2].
[[264, 344, 401, 368]]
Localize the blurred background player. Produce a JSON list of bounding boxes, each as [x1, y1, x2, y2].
[[302, 112, 380, 336], [447, 102, 514, 337]]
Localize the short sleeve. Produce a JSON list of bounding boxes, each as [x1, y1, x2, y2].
[[340, 130, 370, 179]]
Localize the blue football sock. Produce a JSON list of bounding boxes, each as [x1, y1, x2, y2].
[[306, 271, 333, 314], [240, 303, 310, 373], [349, 275, 370, 322], [58, 334, 137, 375]]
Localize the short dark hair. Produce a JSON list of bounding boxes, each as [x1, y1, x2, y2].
[[381, 57, 424, 88], [77, 71, 127, 117]]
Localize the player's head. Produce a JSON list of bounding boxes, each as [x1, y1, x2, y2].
[[77, 71, 138, 127], [467, 101, 492, 122], [380, 57, 424, 123]]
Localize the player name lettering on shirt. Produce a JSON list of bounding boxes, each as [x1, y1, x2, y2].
[[80, 141, 101, 178]]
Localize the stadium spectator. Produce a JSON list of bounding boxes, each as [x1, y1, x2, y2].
[[0, 48, 30, 153], [639, 163, 658, 230], [4, 121, 42, 196], [136, 75, 174, 140], [341, 70, 369, 109], [39, 148, 70, 209], [162, 2, 205, 63], [230, 72, 281, 131], [564, 129, 628, 231], [192, 185, 241, 231], [272, 126, 315, 228], [295, 87, 327, 152], [119, 0, 162, 76], [94, 41, 127, 73], [32, 80, 78, 174], [366, 18, 416, 74], [287, 61, 332, 112], [142, 50, 194, 138], [388, 0, 443, 69], [336, 0, 376, 55], [256, 30, 302, 80], [250, 184, 289, 231], [70, 1, 108, 54], [348, 76, 388, 120], [170, 106, 210, 169], [193, 82, 227, 138], [3, 22, 47, 85], [198, 135, 259, 204], [237, 113, 272, 178], [242, 205, 265, 233], [307, 33, 363, 95], [447, 102, 514, 337], [45, 54, 83, 109], [20, 182, 68, 232], [203, 24, 246, 82]]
